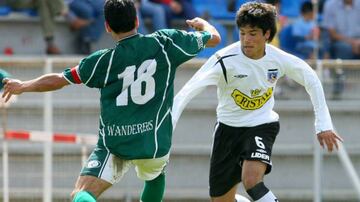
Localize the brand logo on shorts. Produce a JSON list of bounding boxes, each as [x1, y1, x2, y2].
[[251, 152, 270, 161], [256, 149, 267, 153], [87, 160, 101, 168]]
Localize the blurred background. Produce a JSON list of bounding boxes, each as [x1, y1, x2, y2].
[[0, 0, 360, 201]]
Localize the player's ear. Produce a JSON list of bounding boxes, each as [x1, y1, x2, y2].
[[105, 21, 112, 33], [135, 16, 139, 30], [265, 29, 271, 41]]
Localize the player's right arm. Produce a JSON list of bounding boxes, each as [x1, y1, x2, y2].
[[2, 73, 69, 102], [172, 55, 221, 128], [185, 17, 221, 47]]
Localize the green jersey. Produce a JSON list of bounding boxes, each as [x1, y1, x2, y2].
[[63, 29, 211, 159]]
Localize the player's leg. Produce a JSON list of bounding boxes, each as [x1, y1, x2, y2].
[[140, 172, 165, 202], [72, 145, 132, 201], [242, 122, 280, 202], [211, 184, 238, 202], [242, 160, 278, 202], [133, 153, 170, 202], [71, 175, 111, 202]]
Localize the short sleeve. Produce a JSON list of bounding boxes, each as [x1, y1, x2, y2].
[[153, 29, 211, 64], [62, 49, 111, 88]]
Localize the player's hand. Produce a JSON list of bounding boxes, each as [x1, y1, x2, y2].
[[317, 130, 343, 152], [186, 17, 209, 31], [2, 78, 24, 102]]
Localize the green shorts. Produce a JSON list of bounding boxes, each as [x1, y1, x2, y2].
[[80, 146, 169, 184]]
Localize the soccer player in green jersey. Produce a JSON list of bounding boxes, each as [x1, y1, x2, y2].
[[2, 0, 221, 201]]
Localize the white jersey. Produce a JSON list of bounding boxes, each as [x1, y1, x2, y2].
[[173, 42, 333, 134]]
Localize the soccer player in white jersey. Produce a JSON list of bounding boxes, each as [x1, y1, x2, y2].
[[172, 2, 343, 202], [2, 0, 221, 201]]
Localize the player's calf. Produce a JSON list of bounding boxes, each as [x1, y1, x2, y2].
[[140, 173, 165, 202]]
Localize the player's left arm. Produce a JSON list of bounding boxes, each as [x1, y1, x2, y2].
[[283, 55, 344, 152], [317, 130, 343, 152], [2, 73, 69, 102]]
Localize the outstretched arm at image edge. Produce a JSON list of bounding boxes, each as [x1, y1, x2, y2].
[[2, 73, 70, 102]]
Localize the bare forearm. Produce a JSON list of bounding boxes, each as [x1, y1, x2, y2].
[[22, 73, 69, 93], [203, 24, 221, 47], [2, 73, 70, 102]]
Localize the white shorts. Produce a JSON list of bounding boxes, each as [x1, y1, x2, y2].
[[81, 150, 169, 184]]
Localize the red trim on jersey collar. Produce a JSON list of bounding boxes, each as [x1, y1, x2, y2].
[[70, 67, 82, 84]]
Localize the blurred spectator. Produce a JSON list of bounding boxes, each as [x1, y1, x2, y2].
[[6, 0, 66, 54], [227, 0, 236, 12], [323, 0, 360, 59], [65, 0, 105, 54], [322, 0, 360, 99], [136, 0, 167, 34], [36, 0, 66, 54], [266, 0, 288, 48], [151, 0, 197, 27], [291, 1, 327, 59], [267, 0, 294, 99]]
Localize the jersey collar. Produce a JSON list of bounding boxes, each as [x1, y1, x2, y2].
[[117, 33, 140, 44]]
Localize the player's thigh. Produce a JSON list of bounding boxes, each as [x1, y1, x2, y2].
[[211, 184, 238, 202], [72, 175, 112, 198], [133, 153, 169, 180], [243, 121, 279, 175], [82, 144, 134, 181]]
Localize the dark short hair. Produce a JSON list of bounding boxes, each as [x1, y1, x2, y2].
[[236, 2, 277, 42], [104, 0, 137, 33], [301, 1, 313, 14], [265, 0, 280, 5]]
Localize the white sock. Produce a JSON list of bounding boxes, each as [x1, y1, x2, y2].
[[255, 190, 278, 202]]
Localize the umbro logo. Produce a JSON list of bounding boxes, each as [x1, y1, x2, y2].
[[234, 74, 248, 78], [256, 149, 267, 153]]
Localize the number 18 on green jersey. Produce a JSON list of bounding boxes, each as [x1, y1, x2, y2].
[[63, 29, 211, 159]]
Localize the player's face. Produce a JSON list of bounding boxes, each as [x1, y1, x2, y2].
[[239, 25, 269, 59]]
